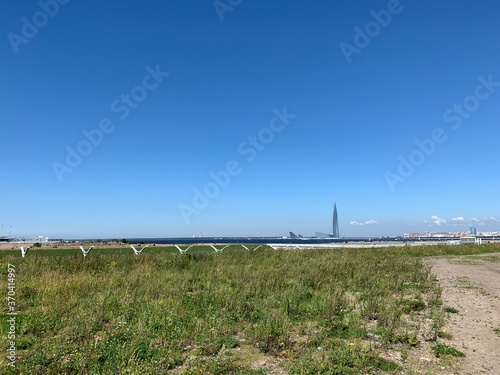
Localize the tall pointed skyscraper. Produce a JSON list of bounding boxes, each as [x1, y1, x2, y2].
[[332, 202, 339, 238]]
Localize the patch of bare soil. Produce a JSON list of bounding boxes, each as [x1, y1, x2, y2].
[[428, 253, 500, 374]]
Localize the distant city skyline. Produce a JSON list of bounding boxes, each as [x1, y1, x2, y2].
[[1, 1, 499, 239]]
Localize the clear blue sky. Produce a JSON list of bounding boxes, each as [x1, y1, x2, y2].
[[1, 0, 499, 239]]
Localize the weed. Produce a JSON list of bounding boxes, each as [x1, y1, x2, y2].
[[437, 330, 453, 339], [401, 298, 426, 313], [401, 347, 408, 362], [385, 331, 420, 347], [432, 343, 465, 358]]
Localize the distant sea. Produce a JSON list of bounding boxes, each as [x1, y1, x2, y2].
[[114, 237, 377, 245], [70, 235, 484, 245]]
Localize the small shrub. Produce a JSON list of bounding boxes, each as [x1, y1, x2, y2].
[[437, 330, 453, 339], [327, 322, 366, 339], [444, 306, 459, 314], [401, 298, 426, 313], [385, 332, 419, 347], [428, 297, 443, 307], [219, 335, 239, 349], [432, 343, 465, 358], [365, 356, 401, 372], [401, 347, 408, 362], [134, 341, 155, 361], [200, 341, 222, 356]]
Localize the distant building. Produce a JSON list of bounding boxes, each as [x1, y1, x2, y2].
[[292, 201, 340, 239], [315, 232, 330, 239], [332, 202, 339, 238], [404, 230, 500, 239], [461, 236, 482, 245], [289, 232, 303, 239]]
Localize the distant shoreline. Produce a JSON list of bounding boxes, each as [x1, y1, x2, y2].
[[2, 235, 500, 251]]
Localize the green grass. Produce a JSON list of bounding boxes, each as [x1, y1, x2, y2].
[[400, 297, 426, 313], [432, 343, 465, 358], [437, 330, 453, 339], [0, 243, 496, 374], [444, 306, 459, 314], [0, 242, 496, 259]]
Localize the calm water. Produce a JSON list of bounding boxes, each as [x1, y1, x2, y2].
[[125, 237, 383, 245]]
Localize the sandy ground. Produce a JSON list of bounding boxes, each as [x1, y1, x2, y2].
[[428, 253, 500, 374], [0, 243, 25, 250]]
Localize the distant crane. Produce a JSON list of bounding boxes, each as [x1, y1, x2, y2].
[[79, 246, 94, 257], [130, 245, 148, 255]]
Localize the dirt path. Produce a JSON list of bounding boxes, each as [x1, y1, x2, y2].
[[428, 253, 500, 374]]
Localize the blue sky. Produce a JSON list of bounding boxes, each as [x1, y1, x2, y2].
[[1, 0, 499, 239]]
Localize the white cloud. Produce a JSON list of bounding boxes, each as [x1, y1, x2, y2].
[[431, 215, 447, 226], [350, 220, 378, 226], [427, 215, 499, 227]]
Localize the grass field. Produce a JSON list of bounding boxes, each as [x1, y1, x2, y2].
[[1, 244, 497, 374]]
